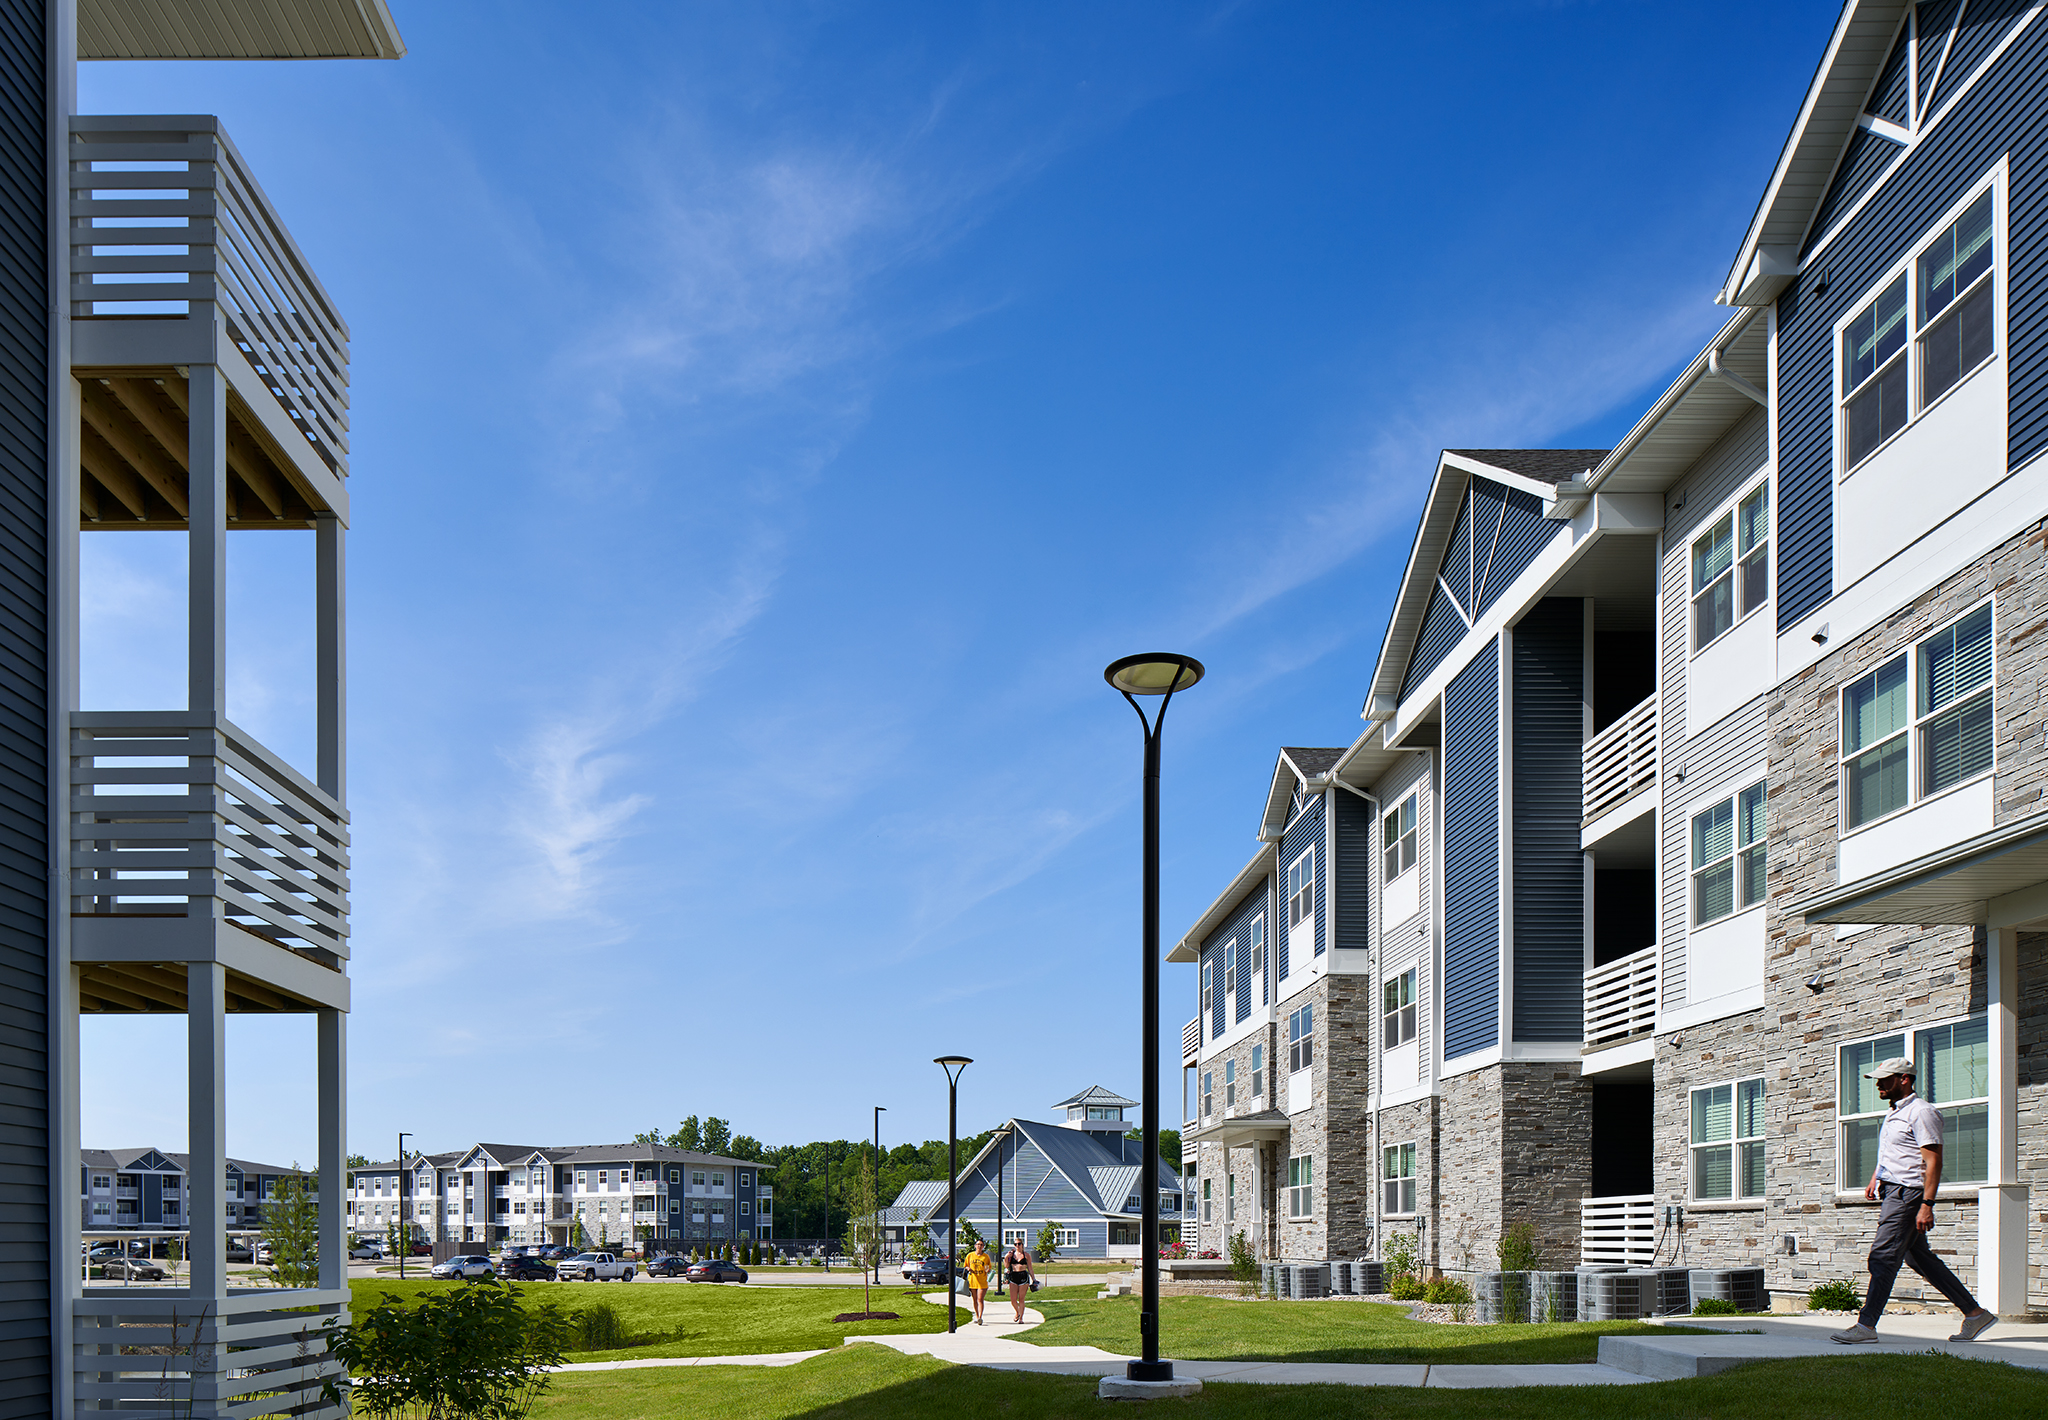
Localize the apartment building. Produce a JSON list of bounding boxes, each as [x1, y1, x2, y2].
[[0, 6, 404, 1416], [347, 1142, 770, 1248], [1181, 0, 2047, 1319], [80, 1150, 303, 1235]]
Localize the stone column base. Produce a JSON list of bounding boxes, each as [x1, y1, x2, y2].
[[1978, 1183, 2030, 1320]]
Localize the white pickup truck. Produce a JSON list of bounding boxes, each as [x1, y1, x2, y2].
[[557, 1251, 635, 1282]]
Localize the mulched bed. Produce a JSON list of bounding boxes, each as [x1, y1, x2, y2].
[[832, 1311, 899, 1322]]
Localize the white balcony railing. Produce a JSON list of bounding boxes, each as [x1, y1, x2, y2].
[[1582, 694, 1657, 824], [631, 1180, 659, 1195], [70, 713, 350, 962], [1182, 1016, 1201, 1064], [69, 116, 351, 479], [1583, 945, 1658, 1048], [75, 1287, 348, 1419], [1580, 1194, 1658, 1267]]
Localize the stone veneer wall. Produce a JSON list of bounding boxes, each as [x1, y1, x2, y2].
[[1373, 1095, 1437, 1270], [1438, 1062, 1593, 1274], [1654, 1013, 1773, 1269]]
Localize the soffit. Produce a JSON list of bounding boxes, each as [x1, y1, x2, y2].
[[80, 0, 406, 59], [1168, 846, 1274, 963], [1581, 310, 1770, 496], [1795, 810, 2048, 926]]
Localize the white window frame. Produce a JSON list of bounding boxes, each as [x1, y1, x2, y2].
[[1250, 913, 1266, 981], [1381, 1142, 1417, 1216], [1689, 479, 1771, 652], [1836, 170, 2003, 477], [1200, 1070, 1212, 1119], [1055, 1227, 1079, 1249], [1223, 938, 1236, 999], [1286, 1156, 1313, 1218], [1838, 1016, 1990, 1193], [1382, 793, 1418, 883], [1287, 1003, 1314, 1074], [1382, 966, 1417, 1049], [1839, 600, 1995, 835], [1223, 1058, 1236, 1109], [1202, 1178, 1211, 1222], [1287, 847, 1315, 929], [1201, 960, 1213, 1019], [1225, 1172, 1235, 1221], [1249, 1043, 1264, 1102], [1689, 1076, 1765, 1202], [1690, 779, 1767, 927]]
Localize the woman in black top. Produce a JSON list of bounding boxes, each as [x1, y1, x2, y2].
[[1003, 1242, 1035, 1323]]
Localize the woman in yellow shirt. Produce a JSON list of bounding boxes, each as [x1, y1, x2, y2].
[[962, 1240, 993, 1325]]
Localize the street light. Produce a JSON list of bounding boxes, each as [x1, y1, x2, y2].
[[397, 1132, 411, 1280], [935, 1055, 973, 1334], [1105, 651, 1204, 1385]]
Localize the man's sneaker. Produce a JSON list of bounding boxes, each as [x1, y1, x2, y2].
[[1951, 1312, 1998, 1342], [1830, 1323, 1879, 1344]]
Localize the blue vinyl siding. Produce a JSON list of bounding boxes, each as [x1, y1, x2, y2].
[[1401, 584, 1469, 700], [0, 0, 48, 1410], [1869, 19, 1912, 125], [1475, 483, 1557, 615], [1442, 492, 1475, 616], [1442, 640, 1501, 1060], [1510, 600, 1585, 1042], [1805, 126, 1902, 255], [1281, 795, 1325, 961], [1932, 0, 2031, 114], [142, 1173, 161, 1225], [1919, 0, 1964, 113], [1200, 878, 1266, 1029], [1332, 790, 1372, 955], [1778, 8, 2048, 632]]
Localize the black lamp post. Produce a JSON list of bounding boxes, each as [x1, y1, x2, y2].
[[935, 1055, 972, 1334], [1105, 652, 1204, 1384]]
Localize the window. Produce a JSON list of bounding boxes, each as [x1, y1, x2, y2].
[[1201, 961, 1213, 1017], [1224, 1059, 1236, 1108], [1287, 1003, 1314, 1074], [597, 1170, 607, 1187], [1055, 1228, 1079, 1249], [1843, 188, 1997, 469], [1690, 1078, 1765, 1200], [1286, 1156, 1313, 1218], [692, 1171, 705, 1187], [1250, 914, 1266, 979], [1223, 939, 1235, 997], [740, 1201, 750, 1215], [1842, 604, 1994, 829], [1382, 967, 1417, 1049], [1839, 1019, 1989, 1190], [1691, 485, 1770, 647], [667, 1168, 678, 1183], [1250, 1044, 1264, 1102], [739, 1173, 750, 1187], [1202, 1179, 1211, 1222], [162, 1201, 179, 1218], [91, 1200, 110, 1218], [712, 1173, 726, 1188], [1226, 1174, 1235, 1221], [1691, 781, 1766, 925], [90, 1174, 110, 1190], [1200, 1071, 1212, 1118], [161, 1176, 178, 1191], [1382, 794, 1417, 881], [1287, 848, 1315, 928], [576, 1171, 587, 1189], [1382, 1143, 1417, 1215]]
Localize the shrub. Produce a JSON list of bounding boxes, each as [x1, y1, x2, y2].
[[1809, 1280, 1860, 1312], [1423, 1276, 1473, 1306], [324, 1280, 570, 1417], [1383, 1229, 1419, 1282], [1227, 1230, 1259, 1296], [1388, 1273, 1427, 1301], [1496, 1220, 1542, 1273], [1692, 1297, 1743, 1316], [575, 1302, 626, 1352]]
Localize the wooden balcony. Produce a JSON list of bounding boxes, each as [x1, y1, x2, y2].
[[1582, 694, 1657, 827], [1583, 945, 1658, 1050]]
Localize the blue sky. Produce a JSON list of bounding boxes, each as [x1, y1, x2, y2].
[[78, 0, 1841, 1167]]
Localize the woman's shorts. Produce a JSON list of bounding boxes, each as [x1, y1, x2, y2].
[[1006, 1271, 1030, 1286]]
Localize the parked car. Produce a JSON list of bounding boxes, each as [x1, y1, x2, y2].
[[95, 1257, 165, 1281], [901, 1257, 962, 1286], [555, 1251, 634, 1282], [684, 1260, 748, 1284], [411, 1242, 434, 1257], [347, 1241, 385, 1260], [644, 1254, 691, 1278], [540, 1245, 578, 1261], [224, 1241, 255, 1263], [498, 1255, 557, 1281], [85, 1243, 125, 1261], [430, 1254, 495, 1281]]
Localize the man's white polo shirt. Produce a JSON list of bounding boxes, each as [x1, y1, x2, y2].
[[1875, 1092, 1944, 1189]]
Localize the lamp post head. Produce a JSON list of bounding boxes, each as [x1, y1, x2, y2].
[[934, 1055, 973, 1086], [1104, 654, 1204, 696]]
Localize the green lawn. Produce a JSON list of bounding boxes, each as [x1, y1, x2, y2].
[[1021, 1294, 1708, 1365], [345, 1279, 957, 1362], [531, 1345, 2047, 1420]]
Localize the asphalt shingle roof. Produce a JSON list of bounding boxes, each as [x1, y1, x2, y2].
[[1281, 747, 1345, 777], [1444, 449, 1610, 485]]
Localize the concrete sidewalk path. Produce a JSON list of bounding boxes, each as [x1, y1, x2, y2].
[[1613, 1311, 2048, 1378], [556, 1350, 826, 1372]]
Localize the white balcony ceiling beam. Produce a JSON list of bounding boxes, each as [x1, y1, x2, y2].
[[79, 0, 406, 60]]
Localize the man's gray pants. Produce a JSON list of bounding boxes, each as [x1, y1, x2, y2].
[[1859, 1183, 1978, 1328]]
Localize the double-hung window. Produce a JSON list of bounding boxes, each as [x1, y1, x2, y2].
[[1691, 484, 1770, 646], [1843, 187, 1996, 470], [1201, 961, 1213, 1019], [1691, 781, 1766, 925], [1224, 1059, 1236, 1109], [1838, 1020, 1989, 1190], [1382, 794, 1417, 881], [1202, 1178, 1212, 1222], [1286, 1156, 1313, 1217], [1223, 940, 1236, 999], [1200, 1071, 1213, 1118], [1226, 1174, 1236, 1221], [1249, 1044, 1264, 1102], [1382, 966, 1417, 1049], [1287, 847, 1315, 929], [1382, 1142, 1417, 1215], [1287, 1003, 1314, 1073], [1250, 914, 1266, 982], [1842, 603, 1993, 830], [1690, 1078, 1765, 1200]]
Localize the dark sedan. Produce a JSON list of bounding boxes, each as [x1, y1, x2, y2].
[[684, 1260, 748, 1284], [497, 1256, 557, 1281], [644, 1255, 691, 1278], [901, 1257, 962, 1286]]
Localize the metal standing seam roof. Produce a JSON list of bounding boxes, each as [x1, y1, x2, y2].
[[1052, 1085, 1139, 1110], [1088, 1165, 1143, 1211], [78, 0, 407, 59], [897, 1117, 1181, 1217]]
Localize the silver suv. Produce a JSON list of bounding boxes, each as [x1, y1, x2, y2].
[[429, 1254, 494, 1281]]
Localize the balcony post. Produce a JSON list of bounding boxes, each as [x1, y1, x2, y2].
[[186, 365, 227, 714], [319, 1008, 347, 1291], [1979, 927, 2027, 1318], [316, 514, 346, 801], [187, 961, 227, 1301]]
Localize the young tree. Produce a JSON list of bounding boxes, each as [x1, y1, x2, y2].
[[263, 1168, 321, 1289], [385, 1215, 406, 1262], [1033, 1221, 1062, 1266], [904, 1209, 934, 1261], [323, 1278, 571, 1419], [569, 1213, 588, 1250], [841, 1151, 884, 1316]]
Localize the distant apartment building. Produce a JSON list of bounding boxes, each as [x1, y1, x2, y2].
[[81, 1149, 304, 1235], [347, 1142, 770, 1248]]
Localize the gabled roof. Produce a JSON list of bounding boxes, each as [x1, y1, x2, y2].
[[1721, 1, 1911, 304], [1052, 1085, 1138, 1110], [81, 1148, 300, 1175], [916, 1117, 1182, 1220], [1167, 844, 1273, 963], [1443, 449, 1610, 485], [1088, 1165, 1143, 1213], [79, 0, 408, 59], [1261, 748, 1345, 839]]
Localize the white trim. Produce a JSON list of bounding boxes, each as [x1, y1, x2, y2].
[[1835, 597, 1996, 837]]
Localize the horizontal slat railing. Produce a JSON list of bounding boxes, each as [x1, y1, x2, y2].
[[1582, 693, 1657, 824], [1579, 1195, 1658, 1267], [1583, 945, 1658, 1048], [69, 116, 350, 479], [71, 713, 351, 961], [74, 1288, 348, 1419], [1183, 1016, 1202, 1063]]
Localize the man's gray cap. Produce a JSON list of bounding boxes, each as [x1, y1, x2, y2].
[[1862, 1055, 1916, 1079]]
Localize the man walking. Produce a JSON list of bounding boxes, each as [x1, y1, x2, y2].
[[1831, 1056, 1996, 1344]]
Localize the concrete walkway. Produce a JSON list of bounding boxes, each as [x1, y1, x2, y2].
[[1612, 1311, 2048, 1378]]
